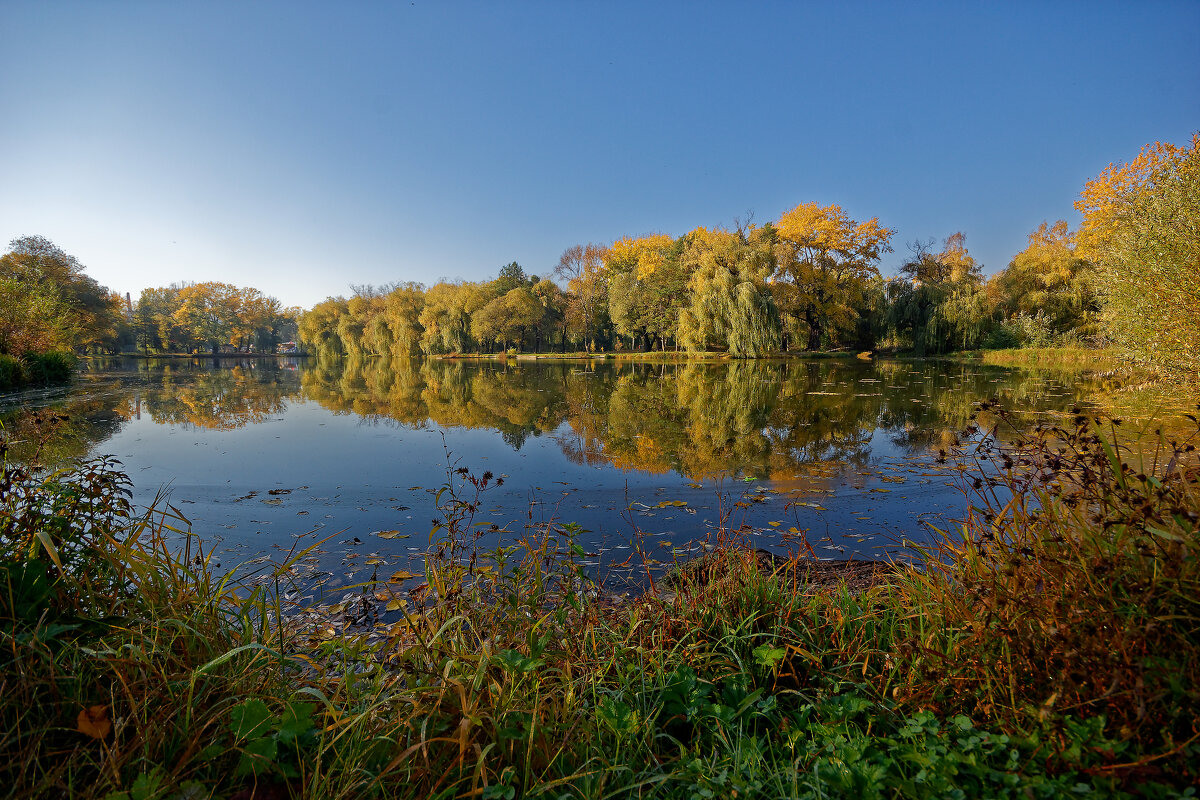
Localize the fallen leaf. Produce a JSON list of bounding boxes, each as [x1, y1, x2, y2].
[[77, 705, 111, 740], [374, 530, 405, 539]]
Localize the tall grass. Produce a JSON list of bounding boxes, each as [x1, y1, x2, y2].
[[1, 405, 1197, 798]]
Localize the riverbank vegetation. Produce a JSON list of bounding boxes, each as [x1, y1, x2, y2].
[[2, 403, 1197, 798], [296, 135, 1197, 382]]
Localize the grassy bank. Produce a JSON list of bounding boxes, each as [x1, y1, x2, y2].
[[0, 352, 76, 392], [949, 346, 1124, 369], [2, 406, 1197, 798]]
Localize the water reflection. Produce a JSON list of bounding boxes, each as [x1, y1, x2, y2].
[[1, 355, 1107, 583], [297, 356, 1098, 482]]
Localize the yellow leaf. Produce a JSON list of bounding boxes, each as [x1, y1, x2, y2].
[[390, 570, 418, 582], [385, 599, 404, 612], [77, 705, 111, 740]]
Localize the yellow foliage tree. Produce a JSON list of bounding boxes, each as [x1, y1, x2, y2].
[[772, 203, 894, 350], [1077, 135, 1200, 376]]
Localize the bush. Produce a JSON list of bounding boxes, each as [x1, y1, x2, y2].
[[21, 350, 76, 385], [0, 354, 24, 390]]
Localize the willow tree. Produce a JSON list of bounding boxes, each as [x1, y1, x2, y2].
[[772, 203, 894, 351], [298, 297, 349, 357], [889, 232, 992, 354], [419, 281, 491, 354], [677, 226, 780, 356], [1077, 135, 1200, 376], [383, 282, 426, 356]]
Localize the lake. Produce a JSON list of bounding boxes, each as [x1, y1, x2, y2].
[[1, 355, 1102, 596]]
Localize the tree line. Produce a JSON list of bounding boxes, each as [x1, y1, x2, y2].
[[3, 134, 1194, 377], [297, 205, 1094, 360], [299, 134, 1196, 376], [0, 234, 302, 362]]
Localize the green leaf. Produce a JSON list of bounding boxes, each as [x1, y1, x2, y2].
[[493, 649, 544, 674], [753, 644, 787, 669], [237, 736, 278, 777], [230, 699, 272, 740], [276, 701, 316, 742]]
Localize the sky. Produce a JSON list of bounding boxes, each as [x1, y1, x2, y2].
[[1, 1, 1197, 310]]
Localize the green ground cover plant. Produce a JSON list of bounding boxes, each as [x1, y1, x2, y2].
[[1, 405, 1197, 798]]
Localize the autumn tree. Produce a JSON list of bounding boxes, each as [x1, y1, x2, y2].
[[888, 232, 992, 354], [0, 277, 75, 355], [771, 203, 895, 351], [173, 282, 245, 354], [419, 281, 491, 354], [555, 243, 609, 351], [605, 234, 688, 350], [134, 286, 185, 352], [991, 221, 1097, 339], [383, 282, 426, 356], [1077, 135, 1200, 375], [0, 236, 125, 353], [298, 297, 350, 356], [677, 225, 780, 356]]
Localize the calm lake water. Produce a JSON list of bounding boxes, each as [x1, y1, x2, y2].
[[2, 356, 1102, 594]]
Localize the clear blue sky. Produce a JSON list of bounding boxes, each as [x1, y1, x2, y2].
[[2, 1, 1196, 309]]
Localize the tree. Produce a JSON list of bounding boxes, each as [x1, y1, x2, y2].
[[772, 203, 895, 350], [383, 282, 426, 356], [0, 278, 75, 355], [677, 225, 780, 356], [604, 234, 689, 350], [419, 282, 491, 354], [493, 262, 531, 294], [0, 236, 124, 353], [889, 232, 992, 354], [992, 221, 1097, 338], [298, 297, 349, 356], [1077, 135, 1200, 375], [899, 232, 981, 286], [173, 282, 243, 354], [555, 243, 609, 351]]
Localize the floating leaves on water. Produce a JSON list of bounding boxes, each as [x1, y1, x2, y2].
[[653, 500, 687, 508], [389, 570, 419, 582], [261, 498, 283, 505], [76, 705, 111, 740], [767, 521, 782, 527], [374, 530, 408, 539], [385, 598, 405, 612], [870, 488, 891, 493], [792, 501, 826, 511]]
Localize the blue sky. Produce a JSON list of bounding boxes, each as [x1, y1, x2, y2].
[[2, 1, 1196, 309]]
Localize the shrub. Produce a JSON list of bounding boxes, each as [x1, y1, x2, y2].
[[21, 350, 76, 385], [0, 354, 24, 390]]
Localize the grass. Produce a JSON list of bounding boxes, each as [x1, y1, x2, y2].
[[1, 404, 1198, 798], [951, 345, 1124, 369], [0, 351, 76, 391]]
